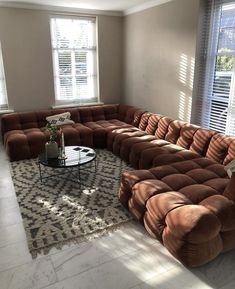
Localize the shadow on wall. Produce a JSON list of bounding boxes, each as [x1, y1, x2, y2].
[[178, 53, 195, 123]]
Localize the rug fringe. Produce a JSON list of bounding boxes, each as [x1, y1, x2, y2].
[[31, 219, 133, 259]]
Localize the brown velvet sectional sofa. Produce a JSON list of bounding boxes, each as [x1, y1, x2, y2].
[[1, 104, 235, 267]]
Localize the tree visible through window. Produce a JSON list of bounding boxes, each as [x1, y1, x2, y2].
[[50, 17, 98, 105]]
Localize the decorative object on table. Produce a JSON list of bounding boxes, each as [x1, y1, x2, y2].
[[10, 149, 133, 258], [58, 132, 67, 160], [38, 146, 94, 182], [45, 123, 59, 159]]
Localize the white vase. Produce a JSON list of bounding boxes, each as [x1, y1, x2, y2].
[[45, 141, 59, 158]]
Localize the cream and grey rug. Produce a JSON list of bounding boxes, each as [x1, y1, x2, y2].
[[10, 149, 132, 258]]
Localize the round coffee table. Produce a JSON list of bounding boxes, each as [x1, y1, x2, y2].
[[38, 146, 96, 182]]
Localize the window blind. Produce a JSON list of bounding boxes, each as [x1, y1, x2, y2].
[[50, 16, 98, 105], [0, 43, 8, 110], [192, 0, 235, 136]]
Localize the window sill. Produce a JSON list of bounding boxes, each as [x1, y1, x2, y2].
[[0, 109, 14, 115], [52, 102, 104, 109]]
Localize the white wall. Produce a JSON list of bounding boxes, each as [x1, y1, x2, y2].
[[0, 8, 123, 111], [0, 0, 202, 119], [123, 0, 200, 122]]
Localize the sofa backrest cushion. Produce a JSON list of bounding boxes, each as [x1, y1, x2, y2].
[[118, 105, 135, 124], [138, 112, 153, 131], [133, 109, 146, 127], [224, 139, 235, 165], [1, 113, 22, 132], [206, 133, 235, 165], [189, 128, 215, 156], [103, 105, 119, 120], [155, 116, 173, 139], [118, 105, 133, 123], [165, 120, 186, 144], [176, 124, 200, 149], [91, 107, 105, 121], [18, 112, 39, 130], [117, 105, 145, 126], [78, 107, 94, 123], [35, 110, 57, 128], [144, 114, 162, 135]]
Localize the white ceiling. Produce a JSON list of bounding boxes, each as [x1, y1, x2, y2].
[[0, 0, 156, 11]]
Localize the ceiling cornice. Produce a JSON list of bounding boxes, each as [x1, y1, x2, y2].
[[0, 0, 175, 17], [124, 0, 173, 15], [0, 2, 123, 16]]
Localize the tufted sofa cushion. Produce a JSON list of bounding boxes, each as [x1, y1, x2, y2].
[[118, 157, 234, 267], [108, 117, 202, 169], [1, 104, 145, 161], [116, 111, 235, 168]]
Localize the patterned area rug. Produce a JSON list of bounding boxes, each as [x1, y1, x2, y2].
[[10, 149, 132, 258]]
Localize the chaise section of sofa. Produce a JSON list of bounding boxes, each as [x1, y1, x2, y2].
[[118, 158, 235, 267]]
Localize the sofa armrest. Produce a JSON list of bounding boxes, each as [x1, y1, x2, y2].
[[162, 202, 223, 267]]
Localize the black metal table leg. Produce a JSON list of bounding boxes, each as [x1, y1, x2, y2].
[[38, 161, 42, 182]]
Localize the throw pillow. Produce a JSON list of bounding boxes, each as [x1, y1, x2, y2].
[[46, 112, 75, 126], [223, 172, 235, 202]]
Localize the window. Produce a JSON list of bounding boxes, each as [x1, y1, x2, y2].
[[50, 16, 98, 105], [193, 0, 235, 136], [0, 43, 8, 110]]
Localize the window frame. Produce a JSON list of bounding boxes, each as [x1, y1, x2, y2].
[[192, 0, 235, 136], [0, 42, 8, 111], [50, 14, 100, 106]]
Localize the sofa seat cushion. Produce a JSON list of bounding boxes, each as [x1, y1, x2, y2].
[[107, 127, 143, 151], [119, 134, 157, 162], [112, 129, 150, 156], [83, 119, 133, 148], [4, 128, 48, 160], [129, 139, 169, 168], [140, 145, 199, 169], [128, 139, 200, 169], [4, 124, 93, 161], [58, 124, 91, 147], [96, 119, 132, 130]]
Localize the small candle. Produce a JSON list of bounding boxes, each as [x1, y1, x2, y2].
[[61, 132, 64, 150]]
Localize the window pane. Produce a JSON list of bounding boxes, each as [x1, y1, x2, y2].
[[58, 51, 72, 75], [76, 76, 88, 98], [73, 20, 90, 48], [51, 17, 98, 104], [75, 52, 87, 75], [59, 77, 73, 99], [218, 6, 235, 53], [213, 55, 233, 99], [53, 19, 73, 49]]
